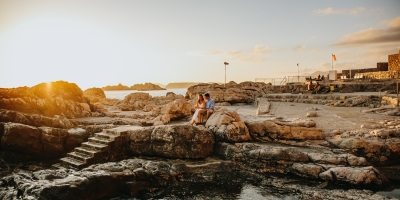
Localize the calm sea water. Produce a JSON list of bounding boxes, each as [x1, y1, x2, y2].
[[104, 88, 188, 100]]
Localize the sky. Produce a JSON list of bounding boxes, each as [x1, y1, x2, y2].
[[0, 0, 399, 89]]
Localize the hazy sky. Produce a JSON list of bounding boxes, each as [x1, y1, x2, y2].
[[1, 0, 399, 89]]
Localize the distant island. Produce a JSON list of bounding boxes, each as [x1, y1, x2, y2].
[[165, 82, 201, 89], [102, 83, 166, 91]]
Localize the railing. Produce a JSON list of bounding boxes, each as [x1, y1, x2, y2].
[[286, 76, 312, 83], [256, 76, 312, 85], [255, 78, 286, 85]]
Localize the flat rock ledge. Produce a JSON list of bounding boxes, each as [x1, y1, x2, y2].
[[0, 158, 394, 200], [215, 142, 388, 186]]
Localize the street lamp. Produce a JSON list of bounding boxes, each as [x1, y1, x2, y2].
[[224, 62, 229, 87], [297, 63, 299, 83]]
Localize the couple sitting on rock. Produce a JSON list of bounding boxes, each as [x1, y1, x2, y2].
[[190, 93, 214, 125]]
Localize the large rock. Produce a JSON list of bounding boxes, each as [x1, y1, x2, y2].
[[215, 142, 388, 185], [161, 99, 191, 120], [83, 87, 106, 103], [129, 125, 214, 159], [0, 158, 390, 199], [205, 110, 251, 142], [117, 92, 152, 111], [0, 109, 78, 129], [255, 98, 271, 116], [319, 166, 388, 185], [1, 123, 42, 155], [290, 163, 324, 179], [245, 120, 323, 141], [0, 81, 92, 118], [327, 135, 400, 166], [130, 82, 166, 91], [0, 122, 91, 160], [186, 82, 267, 104]]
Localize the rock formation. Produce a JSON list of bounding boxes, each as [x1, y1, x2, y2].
[[0, 81, 94, 118], [83, 87, 106, 103], [186, 81, 267, 104], [130, 82, 166, 91], [205, 109, 251, 142], [102, 83, 166, 91]]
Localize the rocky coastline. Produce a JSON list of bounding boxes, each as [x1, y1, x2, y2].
[[0, 80, 399, 199], [102, 83, 166, 91]]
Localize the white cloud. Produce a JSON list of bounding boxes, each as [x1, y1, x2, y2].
[[204, 45, 271, 62], [335, 16, 400, 46], [312, 7, 380, 16]]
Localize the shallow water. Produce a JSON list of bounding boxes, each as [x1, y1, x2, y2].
[[377, 188, 400, 198], [104, 88, 188, 100]]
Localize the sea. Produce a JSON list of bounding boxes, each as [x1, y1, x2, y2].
[[104, 88, 188, 100]]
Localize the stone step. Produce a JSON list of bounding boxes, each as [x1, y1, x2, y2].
[[88, 137, 114, 145], [67, 152, 93, 163], [60, 157, 86, 169], [95, 132, 118, 141], [81, 142, 109, 151], [75, 147, 101, 157], [104, 129, 129, 136]]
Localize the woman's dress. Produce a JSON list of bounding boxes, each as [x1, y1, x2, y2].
[[191, 101, 206, 123]]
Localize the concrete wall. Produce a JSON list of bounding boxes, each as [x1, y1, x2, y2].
[[388, 51, 400, 72]]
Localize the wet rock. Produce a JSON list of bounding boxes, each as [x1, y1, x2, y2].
[[320, 166, 388, 185], [327, 136, 400, 166], [0, 158, 240, 199], [215, 142, 387, 185], [290, 163, 324, 179], [308, 153, 347, 165], [205, 110, 251, 142]]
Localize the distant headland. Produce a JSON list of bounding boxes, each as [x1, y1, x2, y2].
[[102, 82, 166, 91], [165, 82, 201, 89]]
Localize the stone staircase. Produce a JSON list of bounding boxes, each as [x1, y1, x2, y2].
[[61, 128, 130, 169]]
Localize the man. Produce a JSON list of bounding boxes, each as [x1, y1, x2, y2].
[[307, 81, 314, 91], [204, 93, 214, 119], [314, 82, 322, 93]]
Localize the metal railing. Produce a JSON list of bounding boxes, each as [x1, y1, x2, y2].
[[255, 78, 286, 85], [256, 76, 313, 85]]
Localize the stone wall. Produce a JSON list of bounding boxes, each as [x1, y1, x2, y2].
[[388, 51, 400, 71], [355, 71, 400, 79], [342, 68, 379, 78]]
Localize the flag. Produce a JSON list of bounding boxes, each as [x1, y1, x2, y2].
[[332, 54, 337, 61]]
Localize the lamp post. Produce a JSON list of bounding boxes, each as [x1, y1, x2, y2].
[[297, 63, 299, 83], [224, 62, 229, 87]]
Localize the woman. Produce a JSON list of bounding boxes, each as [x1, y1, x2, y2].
[[190, 94, 206, 125]]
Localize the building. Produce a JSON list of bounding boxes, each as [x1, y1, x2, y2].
[[388, 50, 400, 72]]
